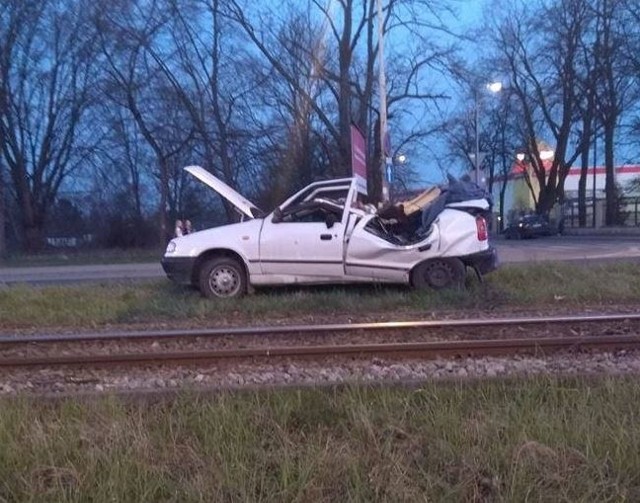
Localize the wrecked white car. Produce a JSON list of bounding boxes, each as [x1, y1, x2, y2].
[[161, 166, 497, 298]]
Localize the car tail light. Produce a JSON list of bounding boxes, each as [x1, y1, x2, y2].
[[476, 216, 488, 241]]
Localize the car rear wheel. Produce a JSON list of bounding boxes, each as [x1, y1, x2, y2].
[[198, 257, 246, 298], [411, 258, 466, 290]]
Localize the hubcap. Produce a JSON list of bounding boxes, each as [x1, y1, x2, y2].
[[209, 266, 241, 297], [425, 262, 453, 288]]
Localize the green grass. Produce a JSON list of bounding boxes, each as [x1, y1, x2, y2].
[[1, 247, 161, 268], [1, 261, 640, 329], [1, 377, 640, 501]]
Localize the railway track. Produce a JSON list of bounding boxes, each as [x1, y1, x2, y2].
[[1, 313, 640, 369]]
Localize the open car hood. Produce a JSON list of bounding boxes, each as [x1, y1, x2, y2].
[[185, 165, 263, 219]]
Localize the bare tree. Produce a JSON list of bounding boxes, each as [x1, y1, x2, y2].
[[246, 14, 336, 205], [96, 0, 194, 244], [489, 0, 589, 215], [101, 110, 151, 221], [477, 92, 525, 227], [443, 73, 523, 227], [0, 0, 99, 250], [226, 0, 454, 202], [128, 0, 267, 219], [591, 0, 634, 225], [574, 32, 598, 227]]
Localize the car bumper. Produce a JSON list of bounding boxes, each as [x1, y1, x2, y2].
[[460, 247, 498, 275], [161, 256, 196, 284]]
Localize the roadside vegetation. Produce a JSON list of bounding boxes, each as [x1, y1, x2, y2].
[[1, 376, 639, 501], [1, 262, 639, 329], [1, 248, 161, 268]]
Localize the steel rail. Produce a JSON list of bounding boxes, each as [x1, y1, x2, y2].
[[1, 334, 640, 368], [1, 313, 639, 345]]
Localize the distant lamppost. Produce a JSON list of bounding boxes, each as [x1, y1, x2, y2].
[[539, 149, 554, 160], [388, 153, 408, 197], [395, 153, 407, 165], [473, 81, 503, 186]]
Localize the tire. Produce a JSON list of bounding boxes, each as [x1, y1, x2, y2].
[[411, 258, 466, 291], [198, 257, 246, 299]]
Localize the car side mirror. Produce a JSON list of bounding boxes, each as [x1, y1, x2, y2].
[[325, 213, 337, 229], [272, 207, 283, 223]]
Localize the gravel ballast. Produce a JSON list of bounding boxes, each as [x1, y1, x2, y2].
[[1, 350, 639, 396]]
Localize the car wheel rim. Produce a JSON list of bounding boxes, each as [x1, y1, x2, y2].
[[425, 262, 453, 288], [209, 266, 241, 297]]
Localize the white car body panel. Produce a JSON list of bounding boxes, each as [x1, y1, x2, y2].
[[344, 214, 438, 282], [437, 200, 490, 256], [162, 167, 497, 291], [168, 219, 263, 275], [259, 218, 347, 277]]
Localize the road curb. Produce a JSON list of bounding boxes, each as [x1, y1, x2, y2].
[[563, 227, 640, 237]]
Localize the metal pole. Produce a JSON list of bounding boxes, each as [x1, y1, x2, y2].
[[592, 134, 597, 228], [474, 94, 480, 185], [377, 0, 389, 203]]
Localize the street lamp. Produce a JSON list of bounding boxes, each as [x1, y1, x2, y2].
[[473, 81, 503, 185], [487, 82, 503, 93], [539, 149, 554, 160]]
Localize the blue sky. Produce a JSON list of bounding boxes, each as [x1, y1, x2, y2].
[[398, 1, 486, 185]]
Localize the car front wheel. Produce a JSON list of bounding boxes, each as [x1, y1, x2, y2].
[[411, 258, 466, 291], [198, 257, 246, 299]]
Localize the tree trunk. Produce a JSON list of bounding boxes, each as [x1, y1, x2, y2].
[[0, 168, 6, 258], [537, 184, 556, 215], [13, 170, 44, 252], [499, 180, 508, 232], [604, 124, 616, 226], [577, 140, 589, 227], [24, 225, 44, 252], [159, 157, 169, 247]]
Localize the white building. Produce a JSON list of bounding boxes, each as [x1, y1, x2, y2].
[[492, 164, 640, 227]]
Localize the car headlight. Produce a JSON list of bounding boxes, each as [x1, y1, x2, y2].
[[165, 241, 177, 254]]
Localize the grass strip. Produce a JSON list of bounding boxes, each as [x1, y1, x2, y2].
[[1, 262, 640, 329], [1, 376, 639, 501], [1, 248, 161, 268]]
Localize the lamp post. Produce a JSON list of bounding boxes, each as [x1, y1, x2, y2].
[[377, 0, 389, 203], [473, 81, 503, 186], [390, 153, 408, 194]]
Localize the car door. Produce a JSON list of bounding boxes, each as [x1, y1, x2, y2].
[[259, 200, 347, 278], [344, 215, 436, 282]]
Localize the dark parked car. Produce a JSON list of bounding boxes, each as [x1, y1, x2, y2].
[[503, 214, 558, 239]]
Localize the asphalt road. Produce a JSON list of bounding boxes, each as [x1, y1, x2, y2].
[[495, 234, 640, 264], [1, 235, 639, 285]]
